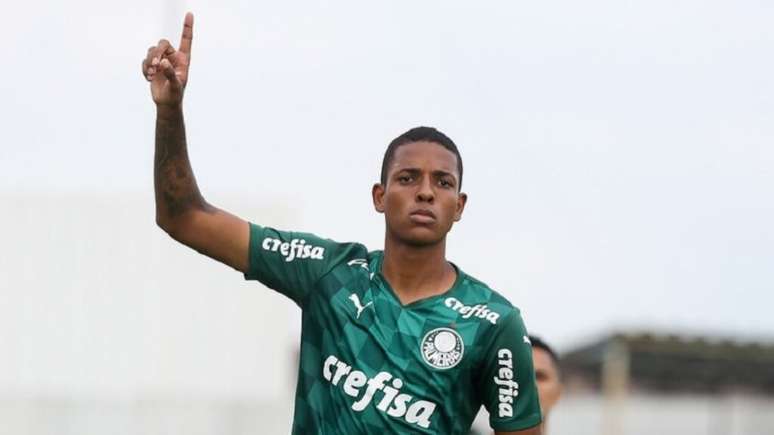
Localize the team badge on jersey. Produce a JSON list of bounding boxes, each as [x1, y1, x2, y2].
[[420, 327, 464, 369]]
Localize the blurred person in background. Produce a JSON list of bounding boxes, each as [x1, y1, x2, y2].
[[471, 335, 562, 435], [141, 12, 542, 435], [529, 335, 563, 429]]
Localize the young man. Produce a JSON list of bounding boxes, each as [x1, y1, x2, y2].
[[141, 13, 542, 435]]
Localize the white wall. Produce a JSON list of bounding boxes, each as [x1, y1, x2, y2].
[[1, 192, 301, 433], [472, 392, 774, 435], [550, 392, 774, 435]]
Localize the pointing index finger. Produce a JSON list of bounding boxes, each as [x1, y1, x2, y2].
[[179, 12, 194, 56]]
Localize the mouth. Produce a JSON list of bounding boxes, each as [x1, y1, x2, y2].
[[409, 209, 436, 224]]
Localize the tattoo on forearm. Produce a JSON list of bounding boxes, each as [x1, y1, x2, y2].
[[154, 109, 207, 218]]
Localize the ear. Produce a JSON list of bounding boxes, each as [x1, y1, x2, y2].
[[453, 192, 468, 222], [372, 183, 385, 213]]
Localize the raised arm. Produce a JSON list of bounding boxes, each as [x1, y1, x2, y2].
[[142, 13, 249, 272]]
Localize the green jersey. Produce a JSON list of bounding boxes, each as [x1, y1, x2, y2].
[[245, 224, 542, 434]]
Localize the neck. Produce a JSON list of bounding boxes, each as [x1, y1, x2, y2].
[[381, 235, 456, 305]]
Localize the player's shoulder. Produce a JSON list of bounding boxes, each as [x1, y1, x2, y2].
[[253, 224, 369, 265], [456, 270, 519, 312], [453, 268, 523, 326]]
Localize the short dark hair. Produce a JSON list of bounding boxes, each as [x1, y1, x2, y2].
[[380, 126, 463, 189], [529, 335, 560, 368]]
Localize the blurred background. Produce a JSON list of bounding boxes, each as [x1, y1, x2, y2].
[[1, 0, 772, 434]]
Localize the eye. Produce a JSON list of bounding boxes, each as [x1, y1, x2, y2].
[[438, 179, 453, 188], [397, 174, 413, 184]]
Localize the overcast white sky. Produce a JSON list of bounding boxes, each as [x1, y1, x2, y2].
[[1, 0, 773, 351]]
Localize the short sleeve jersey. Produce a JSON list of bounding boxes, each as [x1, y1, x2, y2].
[[245, 224, 542, 434]]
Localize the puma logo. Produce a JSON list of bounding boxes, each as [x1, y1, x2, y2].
[[349, 294, 373, 319]]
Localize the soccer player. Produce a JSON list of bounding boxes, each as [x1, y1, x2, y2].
[[142, 13, 542, 435]]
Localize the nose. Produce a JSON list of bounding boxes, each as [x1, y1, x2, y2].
[[416, 177, 434, 203]]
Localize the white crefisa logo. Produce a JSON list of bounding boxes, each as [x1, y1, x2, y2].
[[444, 297, 501, 325], [347, 258, 369, 270], [323, 355, 437, 429], [421, 327, 464, 369], [348, 258, 375, 280], [261, 237, 324, 262], [494, 349, 520, 418]]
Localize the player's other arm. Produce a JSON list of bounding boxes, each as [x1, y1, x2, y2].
[[143, 13, 249, 273], [479, 310, 543, 434]]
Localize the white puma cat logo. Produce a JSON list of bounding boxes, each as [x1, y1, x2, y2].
[[349, 294, 373, 319]]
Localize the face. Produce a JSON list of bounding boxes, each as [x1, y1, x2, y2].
[[372, 141, 467, 246], [533, 347, 562, 416]]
